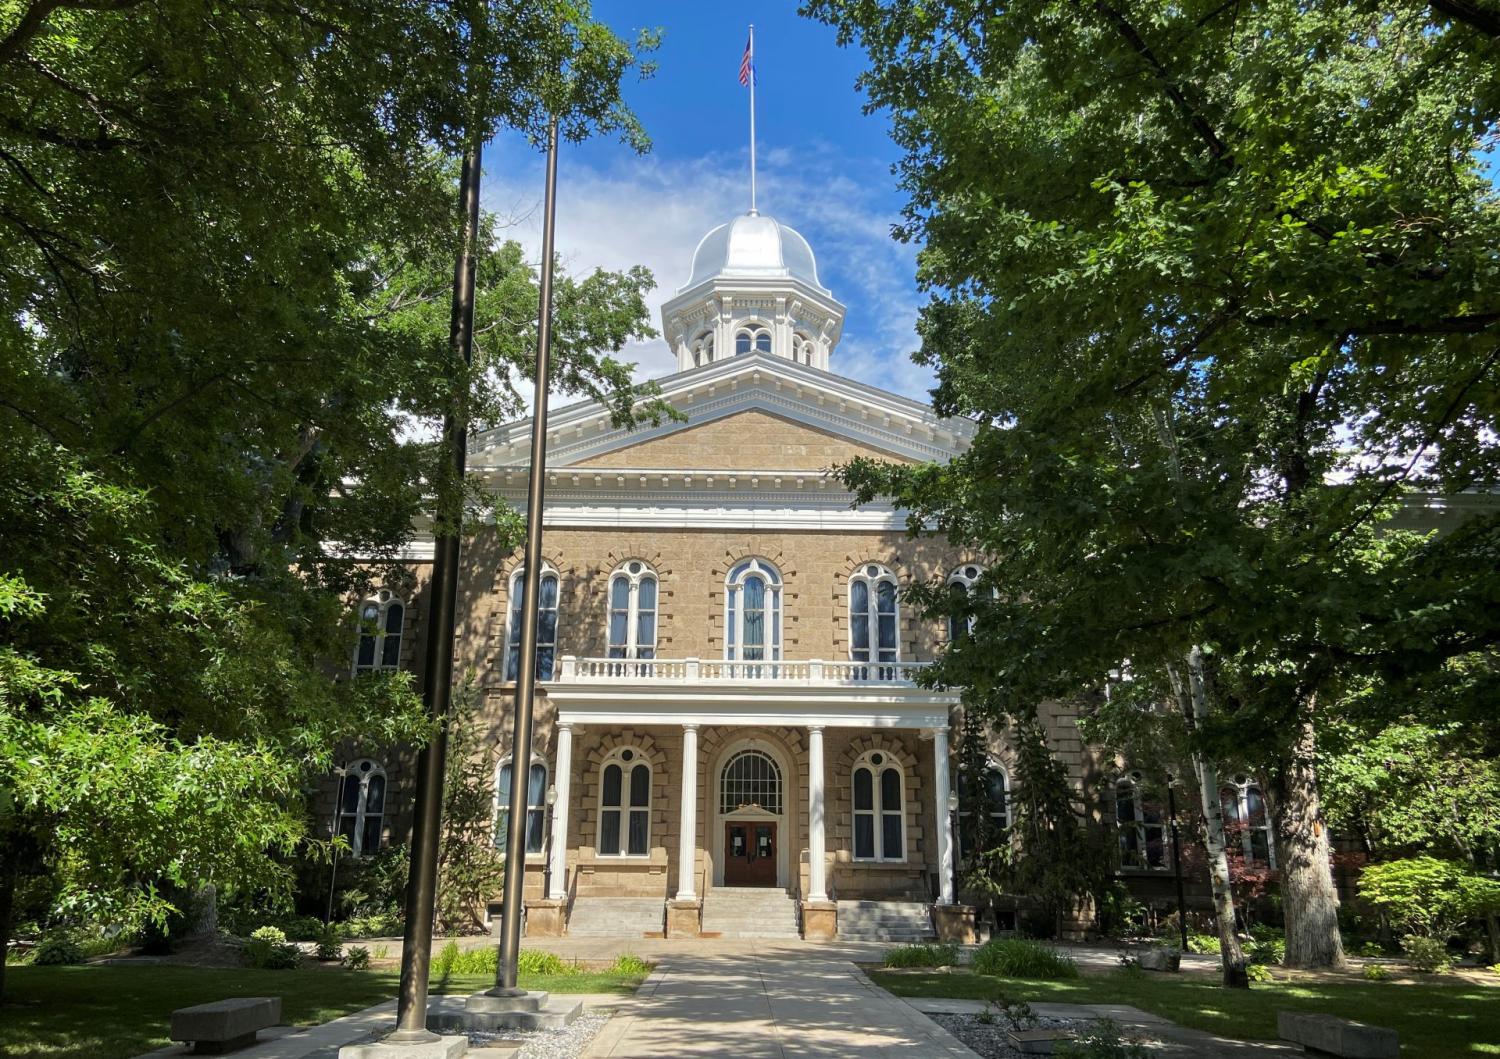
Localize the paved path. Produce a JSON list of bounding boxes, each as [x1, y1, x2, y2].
[[582, 951, 976, 1058]]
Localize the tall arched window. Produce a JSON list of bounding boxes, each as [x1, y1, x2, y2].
[[725, 558, 782, 663], [850, 563, 899, 666], [720, 749, 783, 814], [852, 750, 904, 861], [337, 759, 386, 856], [353, 591, 404, 675], [1116, 773, 1167, 870], [735, 325, 772, 356], [598, 747, 651, 857], [607, 561, 657, 660], [505, 564, 559, 681], [1220, 776, 1274, 866], [496, 760, 547, 855], [792, 333, 814, 365], [946, 564, 985, 642], [959, 763, 1009, 857], [692, 331, 714, 367]]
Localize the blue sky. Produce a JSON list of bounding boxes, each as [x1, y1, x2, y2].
[[481, 2, 936, 400]]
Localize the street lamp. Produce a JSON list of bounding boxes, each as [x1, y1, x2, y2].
[[542, 785, 558, 899], [946, 790, 961, 903], [326, 766, 348, 926], [1165, 773, 1189, 952]]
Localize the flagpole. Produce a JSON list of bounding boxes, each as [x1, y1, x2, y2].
[[748, 23, 756, 214]]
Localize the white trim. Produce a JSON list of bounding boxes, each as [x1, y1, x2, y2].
[[337, 758, 387, 857], [505, 563, 560, 682], [851, 748, 906, 863], [849, 563, 900, 664], [596, 746, 653, 858], [607, 561, 658, 660], [725, 557, 782, 662], [713, 738, 793, 889], [352, 592, 405, 676]]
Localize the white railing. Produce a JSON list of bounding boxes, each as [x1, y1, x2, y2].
[[556, 656, 932, 686]]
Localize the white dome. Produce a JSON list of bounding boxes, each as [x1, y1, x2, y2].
[[680, 212, 826, 293]]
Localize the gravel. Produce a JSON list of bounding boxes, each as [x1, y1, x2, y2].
[[932, 1012, 1161, 1059], [469, 1011, 611, 1058]]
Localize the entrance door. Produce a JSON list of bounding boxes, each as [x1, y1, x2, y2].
[[723, 821, 777, 887]]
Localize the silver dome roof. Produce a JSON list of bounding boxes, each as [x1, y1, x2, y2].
[[680, 212, 826, 293]]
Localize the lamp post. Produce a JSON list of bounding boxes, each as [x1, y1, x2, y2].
[[326, 766, 348, 926], [542, 784, 558, 900], [1166, 775, 1189, 952], [946, 790, 961, 903]]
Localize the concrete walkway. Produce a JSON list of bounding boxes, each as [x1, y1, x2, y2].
[[582, 950, 976, 1058]]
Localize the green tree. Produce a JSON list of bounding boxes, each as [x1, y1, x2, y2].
[[808, 0, 1500, 969]]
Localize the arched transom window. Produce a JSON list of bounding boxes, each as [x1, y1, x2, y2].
[[496, 759, 547, 855], [353, 591, 404, 675], [1116, 773, 1167, 870], [337, 758, 386, 856], [735, 325, 772, 356], [1221, 776, 1274, 867], [505, 564, 560, 682], [850, 563, 899, 665], [725, 558, 782, 662], [607, 561, 657, 660], [853, 750, 905, 861], [946, 564, 985, 642], [720, 749, 783, 815], [599, 747, 652, 857]]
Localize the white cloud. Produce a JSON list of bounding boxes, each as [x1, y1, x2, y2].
[[479, 137, 935, 402]]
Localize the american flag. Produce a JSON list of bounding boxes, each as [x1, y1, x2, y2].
[[738, 35, 754, 87]]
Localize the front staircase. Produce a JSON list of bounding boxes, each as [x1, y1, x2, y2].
[[564, 896, 664, 937], [701, 887, 801, 939], [836, 899, 936, 942]]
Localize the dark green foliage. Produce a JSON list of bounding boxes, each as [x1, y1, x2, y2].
[[31, 935, 83, 966], [343, 946, 372, 971], [1358, 857, 1500, 939], [972, 938, 1079, 979], [883, 942, 960, 968], [436, 683, 507, 934], [1055, 1019, 1148, 1059], [243, 927, 301, 970]]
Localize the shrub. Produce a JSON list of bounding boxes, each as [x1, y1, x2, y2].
[[516, 948, 567, 976], [883, 942, 960, 968], [1400, 934, 1451, 973], [1359, 857, 1500, 939], [1246, 963, 1273, 982], [1363, 963, 1391, 981], [1357, 941, 1386, 958], [997, 997, 1038, 1032], [344, 911, 402, 938], [344, 946, 372, 970], [244, 926, 300, 969], [32, 934, 84, 965], [972, 938, 1078, 979], [280, 915, 327, 942], [1055, 1018, 1148, 1059], [1246, 925, 1285, 966], [315, 931, 343, 962], [609, 953, 653, 977], [1185, 933, 1221, 955]]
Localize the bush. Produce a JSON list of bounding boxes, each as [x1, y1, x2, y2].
[[1246, 963, 1273, 982], [280, 915, 327, 942], [32, 934, 84, 965], [1357, 941, 1386, 958], [431, 939, 496, 976], [244, 926, 301, 970], [1363, 963, 1391, 981], [344, 945, 371, 970], [516, 948, 568, 976], [1359, 857, 1500, 939], [609, 953, 653, 976], [883, 942, 960, 968], [1400, 934, 1451, 973], [1246, 925, 1285, 966], [315, 931, 343, 962], [1185, 933, 1221, 955], [1055, 1018, 1148, 1059], [972, 938, 1078, 979], [344, 911, 402, 938]]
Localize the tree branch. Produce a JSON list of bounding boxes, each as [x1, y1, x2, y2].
[[0, 0, 147, 67], [1430, 0, 1500, 37]]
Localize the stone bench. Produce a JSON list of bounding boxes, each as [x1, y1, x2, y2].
[[1277, 1011, 1398, 1059], [170, 997, 281, 1054]]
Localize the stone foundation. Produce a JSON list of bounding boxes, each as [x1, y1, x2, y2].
[[523, 899, 566, 938], [666, 899, 701, 938], [801, 901, 837, 941], [933, 904, 977, 944]]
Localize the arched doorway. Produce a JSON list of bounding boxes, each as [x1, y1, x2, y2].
[[716, 745, 788, 888]]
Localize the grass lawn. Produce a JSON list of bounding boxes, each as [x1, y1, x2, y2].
[[870, 968, 1500, 1059], [1, 963, 649, 1059]]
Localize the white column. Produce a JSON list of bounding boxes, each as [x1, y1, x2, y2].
[[549, 722, 573, 900], [934, 726, 954, 905], [807, 725, 827, 902], [677, 723, 700, 901]]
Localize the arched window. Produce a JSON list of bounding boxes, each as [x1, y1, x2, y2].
[[852, 750, 905, 861], [958, 763, 1009, 857], [719, 749, 783, 814], [496, 760, 547, 856], [735, 326, 772, 356], [598, 747, 651, 857], [336, 759, 386, 856], [607, 561, 657, 660], [725, 558, 782, 663], [792, 333, 813, 365], [353, 591, 404, 675], [946, 564, 985, 642], [850, 563, 900, 666], [692, 331, 714, 367], [1116, 773, 1167, 870], [1220, 776, 1274, 867], [505, 564, 559, 681]]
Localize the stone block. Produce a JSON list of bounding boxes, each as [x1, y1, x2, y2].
[[933, 904, 976, 944], [666, 899, 701, 938], [1277, 1012, 1399, 1058], [339, 1034, 468, 1059], [523, 899, 565, 937], [1007, 1029, 1076, 1055], [801, 901, 837, 941], [170, 997, 281, 1053], [1138, 947, 1181, 972]]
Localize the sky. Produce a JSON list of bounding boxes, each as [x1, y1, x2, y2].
[[480, 1, 936, 401]]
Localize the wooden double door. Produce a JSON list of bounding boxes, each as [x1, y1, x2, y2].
[[724, 820, 777, 887]]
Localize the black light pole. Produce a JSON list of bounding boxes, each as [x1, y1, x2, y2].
[[326, 767, 347, 926], [387, 129, 484, 1044], [491, 115, 560, 998], [1167, 779, 1189, 952]]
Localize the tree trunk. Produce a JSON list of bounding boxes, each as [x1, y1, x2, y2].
[[1272, 706, 1346, 969], [1168, 647, 1249, 988]]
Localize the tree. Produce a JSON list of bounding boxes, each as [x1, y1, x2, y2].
[[0, 0, 666, 999], [808, 0, 1500, 969]]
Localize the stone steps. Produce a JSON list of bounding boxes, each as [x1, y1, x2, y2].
[[836, 899, 935, 942], [702, 887, 801, 938], [565, 896, 664, 937]]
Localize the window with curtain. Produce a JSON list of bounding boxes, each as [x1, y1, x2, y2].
[[336, 759, 386, 856], [958, 764, 1009, 857], [850, 563, 899, 668], [1220, 777, 1274, 866], [945, 565, 984, 643], [598, 748, 651, 857], [725, 558, 782, 663], [495, 760, 547, 855], [607, 561, 658, 661], [852, 750, 904, 861], [353, 591, 404, 675], [1116, 774, 1167, 869], [505, 565, 559, 681]]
